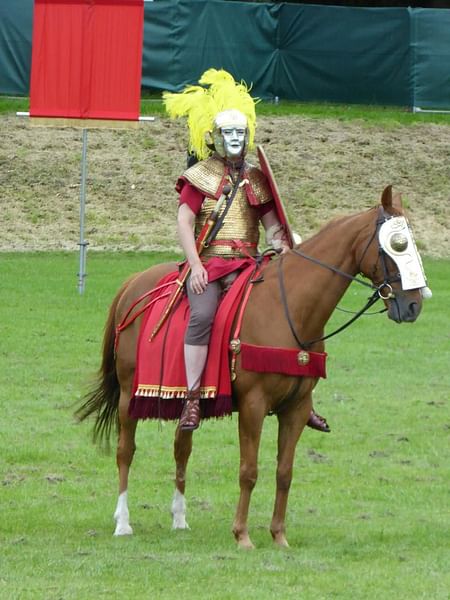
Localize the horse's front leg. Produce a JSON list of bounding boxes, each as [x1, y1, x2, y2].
[[113, 388, 137, 536], [232, 395, 266, 549], [172, 426, 193, 529], [270, 389, 312, 547]]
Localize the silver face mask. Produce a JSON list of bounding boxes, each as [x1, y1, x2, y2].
[[378, 216, 427, 290], [221, 126, 246, 159], [210, 109, 249, 160]]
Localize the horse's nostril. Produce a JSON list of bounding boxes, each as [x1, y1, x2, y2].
[[408, 302, 420, 319]]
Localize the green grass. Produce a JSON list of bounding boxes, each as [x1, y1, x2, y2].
[[1, 253, 449, 599], [3, 94, 450, 126], [0, 95, 30, 114], [256, 100, 450, 125]]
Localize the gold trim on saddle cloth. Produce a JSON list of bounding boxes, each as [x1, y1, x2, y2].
[[135, 384, 217, 399]]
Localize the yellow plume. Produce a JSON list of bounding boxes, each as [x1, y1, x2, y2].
[[163, 69, 257, 160], [199, 68, 236, 89]]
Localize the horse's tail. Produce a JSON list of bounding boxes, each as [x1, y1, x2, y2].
[[75, 275, 136, 447]]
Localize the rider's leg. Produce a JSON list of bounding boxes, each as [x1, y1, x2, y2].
[[179, 279, 221, 430], [184, 344, 208, 391]]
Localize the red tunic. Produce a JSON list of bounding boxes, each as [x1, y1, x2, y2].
[[179, 182, 274, 282]]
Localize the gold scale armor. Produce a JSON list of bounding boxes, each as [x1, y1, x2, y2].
[[182, 156, 272, 258]]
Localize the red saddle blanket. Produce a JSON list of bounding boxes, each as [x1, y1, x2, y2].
[[128, 265, 256, 421]]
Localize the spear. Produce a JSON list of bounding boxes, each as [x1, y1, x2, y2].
[[150, 184, 232, 340]]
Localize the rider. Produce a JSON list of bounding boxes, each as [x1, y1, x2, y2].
[[163, 69, 330, 433]]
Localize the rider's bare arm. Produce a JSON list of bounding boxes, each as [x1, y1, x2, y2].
[[177, 203, 208, 293], [261, 209, 290, 253]]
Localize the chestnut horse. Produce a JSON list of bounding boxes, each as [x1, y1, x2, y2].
[[76, 186, 423, 549]]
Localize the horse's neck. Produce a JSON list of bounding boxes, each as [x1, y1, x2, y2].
[[285, 210, 373, 332], [301, 211, 369, 276]]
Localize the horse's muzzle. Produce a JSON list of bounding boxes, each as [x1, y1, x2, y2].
[[387, 291, 423, 323]]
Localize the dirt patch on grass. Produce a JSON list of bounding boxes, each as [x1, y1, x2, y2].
[[1, 115, 449, 257]]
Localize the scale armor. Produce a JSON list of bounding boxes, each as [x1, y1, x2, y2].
[[182, 156, 273, 258]]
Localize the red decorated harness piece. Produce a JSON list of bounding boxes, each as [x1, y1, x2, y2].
[[240, 343, 327, 378]]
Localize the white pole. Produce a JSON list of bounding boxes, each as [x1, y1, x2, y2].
[[78, 128, 89, 294], [413, 106, 450, 114], [15, 113, 155, 293]]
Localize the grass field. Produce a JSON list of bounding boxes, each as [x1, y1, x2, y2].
[[4, 93, 450, 125], [1, 252, 449, 599]]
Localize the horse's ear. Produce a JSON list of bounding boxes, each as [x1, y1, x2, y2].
[[392, 192, 403, 210], [381, 185, 393, 209], [381, 185, 403, 214]]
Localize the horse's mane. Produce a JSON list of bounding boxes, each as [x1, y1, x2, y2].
[[298, 206, 379, 248]]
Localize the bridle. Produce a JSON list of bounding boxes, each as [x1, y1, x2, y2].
[[278, 207, 402, 350], [356, 207, 403, 298]]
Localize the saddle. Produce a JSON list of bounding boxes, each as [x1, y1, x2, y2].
[[128, 265, 257, 421]]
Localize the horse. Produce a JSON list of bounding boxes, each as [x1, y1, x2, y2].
[[76, 185, 424, 549]]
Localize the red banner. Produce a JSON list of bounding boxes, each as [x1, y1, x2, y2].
[[30, 0, 144, 120]]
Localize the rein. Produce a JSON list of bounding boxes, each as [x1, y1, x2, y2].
[[277, 254, 381, 350], [277, 209, 400, 350]]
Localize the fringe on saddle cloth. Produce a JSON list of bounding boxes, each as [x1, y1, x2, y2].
[[128, 264, 328, 422], [128, 266, 256, 421]]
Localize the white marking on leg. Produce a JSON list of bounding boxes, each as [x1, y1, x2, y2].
[[113, 490, 133, 536], [171, 488, 190, 530]]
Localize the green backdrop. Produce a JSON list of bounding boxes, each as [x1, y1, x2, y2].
[[1, 0, 449, 109]]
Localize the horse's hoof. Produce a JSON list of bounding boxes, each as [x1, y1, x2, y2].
[[238, 540, 255, 550], [172, 516, 190, 530], [236, 536, 255, 550], [171, 489, 189, 529], [114, 523, 133, 536], [273, 534, 290, 548]]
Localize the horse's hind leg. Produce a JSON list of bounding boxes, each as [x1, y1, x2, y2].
[[270, 390, 312, 547], [172, 427, 193, 529], [113, 388, 137, 536]]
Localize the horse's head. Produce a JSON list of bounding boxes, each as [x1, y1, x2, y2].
[[357, 186, 428, 323]]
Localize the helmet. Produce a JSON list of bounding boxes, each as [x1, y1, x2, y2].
[[163, 69, 257, 161], [210, 109, 249, 159]]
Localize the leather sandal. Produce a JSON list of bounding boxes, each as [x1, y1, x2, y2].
[[179, 388, 201, 431], [307, 410, 330, 433]]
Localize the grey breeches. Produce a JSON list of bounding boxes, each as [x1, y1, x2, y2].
[[185, 278, 222, 345]]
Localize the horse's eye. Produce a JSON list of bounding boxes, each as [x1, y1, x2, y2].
[[389, 232, 408, 253]]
